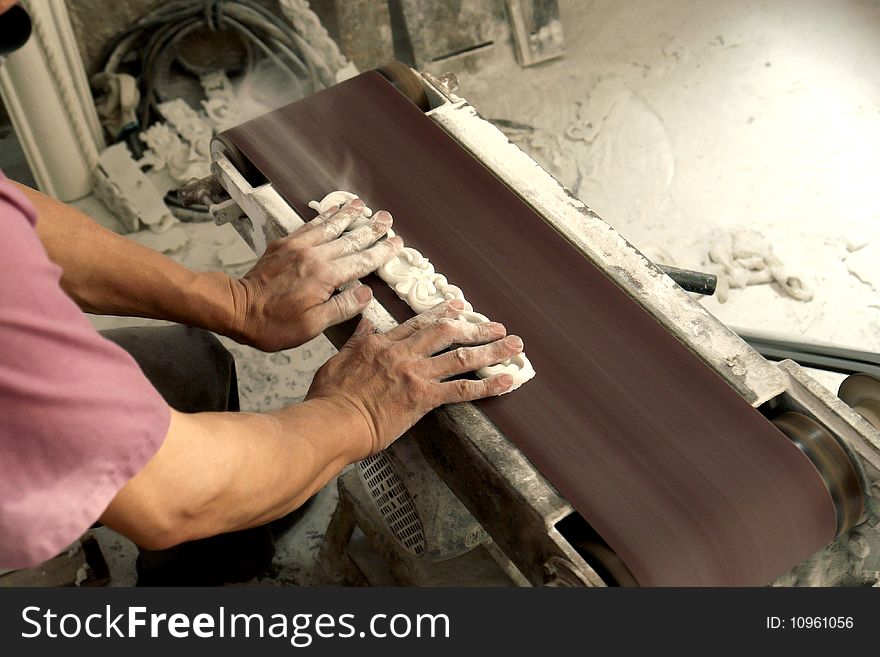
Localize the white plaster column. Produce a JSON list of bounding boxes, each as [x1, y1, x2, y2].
[[0, 0, 104, 201]]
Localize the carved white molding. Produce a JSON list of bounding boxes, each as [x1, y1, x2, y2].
[[93, 143, 174, 233], [200, 71, 241, 132], [309, 191, 536, 391], [277, 0, 352, 83], [138, 123, 210, 184], [157, 99, 213, 162], [0, 0, 104, 200]]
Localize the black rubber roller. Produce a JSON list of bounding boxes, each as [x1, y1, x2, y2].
[[772, 412, 864, 537], [210, 133, 266, 187], [573, 540, 638, 587], [376, 61, 430, 111]]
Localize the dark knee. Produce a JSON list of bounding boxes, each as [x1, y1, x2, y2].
[[101, 324, 239, 413]]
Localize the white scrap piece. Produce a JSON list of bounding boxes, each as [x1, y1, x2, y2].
[[200, 71, 242, 132], [93, 143, 174, 232], [134, 99, 214, 185], [139, 123, 210, 183], [157, 98, 213, 160], [706, 229, 814, 303], [845, 241, 880, 293], [309, 191, 536, 392], [74, 566, 89, 587]]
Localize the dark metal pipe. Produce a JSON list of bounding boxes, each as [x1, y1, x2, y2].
[[657, 264, 717, 296], [738, 334, 880, 379]]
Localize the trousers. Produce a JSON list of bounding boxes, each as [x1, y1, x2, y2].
[[100, 325, 275, 586]]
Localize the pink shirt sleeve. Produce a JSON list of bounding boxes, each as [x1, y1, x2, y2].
[[0, 174, 170, 568]]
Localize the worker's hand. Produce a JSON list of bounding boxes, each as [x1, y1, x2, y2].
[[306, 300, 521, 457], [227, 199, 403, 351]]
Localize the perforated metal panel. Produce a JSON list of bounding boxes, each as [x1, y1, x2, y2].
[[358, 453, 425, 556]]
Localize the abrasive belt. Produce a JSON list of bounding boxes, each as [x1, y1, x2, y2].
[[221, 71, 835, 585]]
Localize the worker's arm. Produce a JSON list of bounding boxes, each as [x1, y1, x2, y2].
[[15, 182, 403, 351], [101, 301, 520, 549]]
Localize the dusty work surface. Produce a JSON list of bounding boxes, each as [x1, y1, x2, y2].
[[222, 71, 836, 586]]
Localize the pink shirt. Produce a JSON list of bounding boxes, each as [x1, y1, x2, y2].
[[0, 173, 170, 568]]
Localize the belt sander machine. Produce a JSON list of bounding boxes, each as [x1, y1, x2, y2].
[[181, 63, 880, 586]]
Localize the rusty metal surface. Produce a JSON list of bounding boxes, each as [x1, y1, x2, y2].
[[220, 71, 837, 585]]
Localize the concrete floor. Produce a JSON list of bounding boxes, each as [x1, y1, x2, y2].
[[3, 0, 880, 585]]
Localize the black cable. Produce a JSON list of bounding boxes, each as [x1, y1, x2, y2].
[[739, 333, 880, 379], [98, 0, 333, 136]]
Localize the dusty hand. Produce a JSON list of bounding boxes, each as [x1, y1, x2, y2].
[[306, 300, 522, 457], [227, 199, 403, 351]]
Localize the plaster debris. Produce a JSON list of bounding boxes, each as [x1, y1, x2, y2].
[[98, 67, 310, 236], [845, 235, 870, 253], [74, 566, 88, 587], [705, 229, 814, 303], [135, 99, 215, 185], [139, 123, 209, 183], [566, 96, 615, 145], [201, 71, 242, 132], [157, 99, 214, 162], [93, 143, 174, 233], [309, 191, 536, 392], [561, 81, 675, 219], [773, 486, 880, 587], [846, 241, 880, 293]]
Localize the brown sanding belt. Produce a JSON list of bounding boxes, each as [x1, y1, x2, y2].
[[222, 71, 836, 586]]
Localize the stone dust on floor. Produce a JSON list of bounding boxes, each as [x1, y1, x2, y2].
[[440, 0, 880, 358]]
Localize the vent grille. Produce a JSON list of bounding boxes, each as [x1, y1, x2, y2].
[[358, 453, 425, 556]]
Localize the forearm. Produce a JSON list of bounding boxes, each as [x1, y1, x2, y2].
[[102, 398, 370, 549], [15, 182, 238, 334]]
